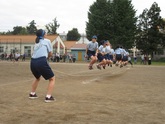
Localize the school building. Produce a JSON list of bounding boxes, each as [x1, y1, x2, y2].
[[0, 35, 65, 57], [0, 34, 90, 61], [63, 35, 90, 61]]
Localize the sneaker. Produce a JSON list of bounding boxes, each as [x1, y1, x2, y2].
[[45, 96, 56, 103], [120, 65, 123, 68], [96, 64, 101, 70], [88, 65, 93, 70], [29, 93, 38, 99]]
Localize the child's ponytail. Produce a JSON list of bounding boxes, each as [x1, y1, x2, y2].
[[35, 29, 45, 43]]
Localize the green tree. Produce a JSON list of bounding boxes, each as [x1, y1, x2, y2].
[[86, 0, 137, 48], [159, 19, 165, 47], [12, 26, 28, 35], [136, 2, 164, 55], [86, 0, 109, 43], [45, 18, 60, 34], [111, 0, 137, 48], [26, 20, 37, 34], [67, 28, 81, 41], [136, 9, 149, 53]]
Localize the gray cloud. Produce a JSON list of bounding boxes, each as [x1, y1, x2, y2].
[[0, 0, 164, 33]]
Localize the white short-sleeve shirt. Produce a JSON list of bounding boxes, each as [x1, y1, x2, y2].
[[87, 41, 98, 51], [32, 38, 52, 59]]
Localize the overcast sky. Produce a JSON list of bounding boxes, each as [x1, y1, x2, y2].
[[0, 0, 165, 34]]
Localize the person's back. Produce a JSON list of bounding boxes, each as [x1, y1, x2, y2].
[[32, 39, 51, 59]]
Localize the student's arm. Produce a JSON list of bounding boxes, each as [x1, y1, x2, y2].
[[95, 49, 98, 56], [85, 47, 88, 58], [48, 52, 53, 58], [86, 47, 88, 55]]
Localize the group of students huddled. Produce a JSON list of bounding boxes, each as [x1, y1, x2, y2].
[[86, 35, 133, 70]]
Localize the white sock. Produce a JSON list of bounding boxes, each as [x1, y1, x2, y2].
[[46, 95, 51, 98], [30, 92, 35, 95]]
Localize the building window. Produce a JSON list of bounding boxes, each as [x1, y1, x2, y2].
[[0, 46, 4, 53], [24, 46, 31, 57]]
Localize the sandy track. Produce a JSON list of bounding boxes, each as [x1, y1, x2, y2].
[[0, 61, 165, 124]]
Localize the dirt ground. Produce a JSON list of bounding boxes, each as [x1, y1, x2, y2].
[[0, 61, 165, 124]]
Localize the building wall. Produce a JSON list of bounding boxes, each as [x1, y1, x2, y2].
[[0, 35, 62, 57], [0, 43, 34, 56], [71, 49, 86, 61], [153, 49, 165, 60]]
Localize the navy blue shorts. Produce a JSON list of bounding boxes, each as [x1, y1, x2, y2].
[[30, 57, 54, 80], [87, 50, 96, 58], [97, 53, 106, 62], [122, 56, 128, 61], [109, 55, 113, 60], [105, 54, 113, 61], [116, 54, 122, 61]]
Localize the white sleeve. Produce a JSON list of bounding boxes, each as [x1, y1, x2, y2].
[[47, 40, 53, 52]]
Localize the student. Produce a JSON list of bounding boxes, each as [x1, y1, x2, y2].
[[121, 48, 128, 66], [105, 41, 113, 67], [22, 53, 26, 61], [29, 29, 55, 102], [128, 55, 133, 67], [14, 52, 20, 62], [86, 35, 98, 70], [96, 40, 107, 69], [114, 45, 123, 68]]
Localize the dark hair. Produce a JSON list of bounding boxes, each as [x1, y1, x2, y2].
[[35, 29, 45, 43], [115, 44, 120, 49], [100, 40, 105, 45]]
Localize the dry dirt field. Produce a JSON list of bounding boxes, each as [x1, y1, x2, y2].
[[0, 61, 165, 124]]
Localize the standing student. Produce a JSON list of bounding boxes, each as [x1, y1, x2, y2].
[[86, 35, 98, 70], [148, 54, 152, 65], [29, 29, 55, 102], [128, 55, 133, 67], [22, 53, 26, 61]]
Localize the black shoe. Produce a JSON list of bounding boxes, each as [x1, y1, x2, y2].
[[45, 96, 56, 103], [88, 65, 93, 70], [96, 64, 101, 70], [29, 93, 38, 99]]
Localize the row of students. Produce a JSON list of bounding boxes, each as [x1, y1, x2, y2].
[[115, 45, 133, 68], [96, 40, 113, 69], [86, 36, 132, 70]]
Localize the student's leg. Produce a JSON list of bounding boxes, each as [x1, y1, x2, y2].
[[31, 77, 41, 93], [89, 56, 97, 66], [47, 76, 55, 95], [97, 59, 106, 67]]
